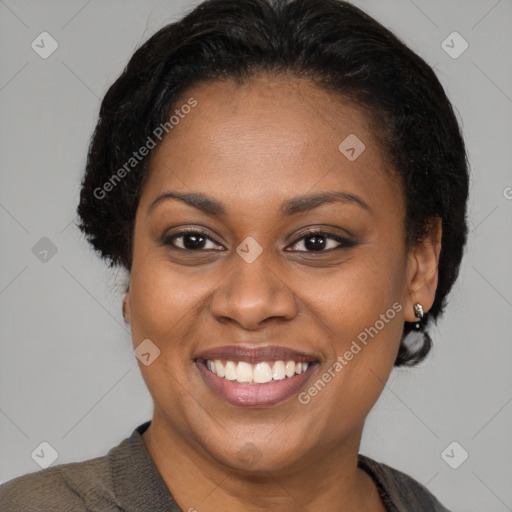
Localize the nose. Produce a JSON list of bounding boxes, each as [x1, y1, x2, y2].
[[210, 252, 298, 330]]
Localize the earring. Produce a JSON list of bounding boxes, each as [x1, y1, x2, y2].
[[413, 303, 424, 330]]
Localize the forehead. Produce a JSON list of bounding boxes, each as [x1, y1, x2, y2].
[[141, 75, 400, 215]]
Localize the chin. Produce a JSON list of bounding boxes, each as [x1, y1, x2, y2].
[[202, 434, 310, 475]]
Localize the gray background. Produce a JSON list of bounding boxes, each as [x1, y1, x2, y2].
[[0, 0, 511, 510]]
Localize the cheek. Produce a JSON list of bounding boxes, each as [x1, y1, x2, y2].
[[302, 252, 405, 428], [309, 249, 406, 381], [317, 249, 405, 329], [127, 262, 200, 406], [128, 258, 203, 339]]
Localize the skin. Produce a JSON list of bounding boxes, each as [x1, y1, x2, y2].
[[123, 75, 442, 512]]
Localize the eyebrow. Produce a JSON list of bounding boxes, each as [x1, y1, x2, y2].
[[147, 190, 373, 217]]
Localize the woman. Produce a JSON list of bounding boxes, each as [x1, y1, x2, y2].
[[0, 0, 468, 510]]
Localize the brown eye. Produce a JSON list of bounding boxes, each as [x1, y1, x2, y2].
[[287, 231, 356, 252], [162, 230, 224, 251]]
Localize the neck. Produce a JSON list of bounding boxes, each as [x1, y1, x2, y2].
[[142, 413, 385, 512]]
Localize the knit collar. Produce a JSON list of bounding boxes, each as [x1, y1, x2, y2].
[[108, 421, 181, 512], [109, 421, 400, 512]]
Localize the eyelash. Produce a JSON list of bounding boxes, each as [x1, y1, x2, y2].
[[161, 228, 355, 253]]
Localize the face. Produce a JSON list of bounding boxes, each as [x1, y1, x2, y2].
[[124, 75, 440, 473]]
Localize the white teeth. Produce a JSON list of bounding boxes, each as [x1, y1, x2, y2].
[[253, 362, 273, 383], [206, 360, 216, 374], [236, 361, 253, 383], [225, 361, 237, 380], [295, 362, 304, 375], [272, 361, 286, 380], [285, 361, 296, 378], [214, 359, 225, 377], [205, 359, 312, 383]]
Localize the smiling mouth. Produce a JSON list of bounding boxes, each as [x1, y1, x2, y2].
[[200, 359, 318, 385], [193, 345, 321, 406], [195, 357, 320, 407]]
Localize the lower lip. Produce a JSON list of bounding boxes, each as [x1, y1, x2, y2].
[[195, 360, 319, 407]]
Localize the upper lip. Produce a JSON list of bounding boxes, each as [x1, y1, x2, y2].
[[195, 345, 320, 364]]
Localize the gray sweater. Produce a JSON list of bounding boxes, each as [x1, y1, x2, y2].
[[0, 421, 451, 511]]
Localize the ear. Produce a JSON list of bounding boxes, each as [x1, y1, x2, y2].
[[403, 217, 442, 322], [122, 289, 131, 324]]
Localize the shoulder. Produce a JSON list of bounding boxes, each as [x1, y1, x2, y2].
[[0, 455, 121, 512], [358, 454, 452, 511]]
